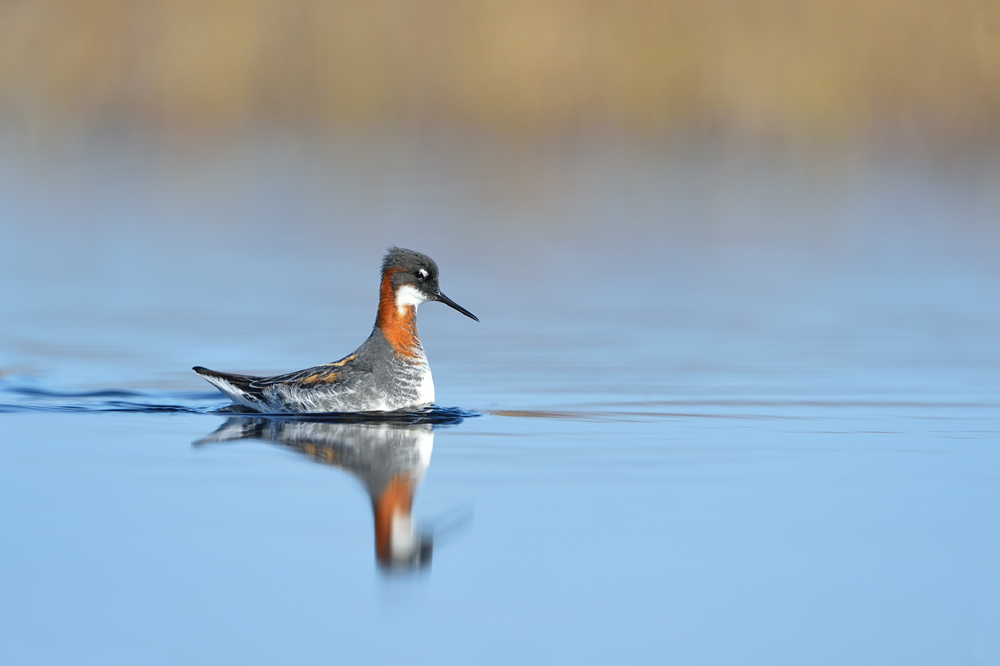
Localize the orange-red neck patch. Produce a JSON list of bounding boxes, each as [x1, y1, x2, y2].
[[376, 269, 421, 357]]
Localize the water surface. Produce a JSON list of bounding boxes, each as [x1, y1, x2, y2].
[[2, 137, 999, 664]]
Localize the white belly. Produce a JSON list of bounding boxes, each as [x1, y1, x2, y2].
[[414, 364, 435, 405]]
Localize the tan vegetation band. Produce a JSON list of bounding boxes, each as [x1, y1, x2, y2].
[[1, 0, 998, 144]]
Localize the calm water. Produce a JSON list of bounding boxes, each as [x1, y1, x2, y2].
[[2, 136, 1000, 664]]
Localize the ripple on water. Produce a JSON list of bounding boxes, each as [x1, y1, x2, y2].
[[0, 382, 478, 424]]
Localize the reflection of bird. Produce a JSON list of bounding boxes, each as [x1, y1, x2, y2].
[[193, 247, 478, 413], [196, 418, 438, 569]]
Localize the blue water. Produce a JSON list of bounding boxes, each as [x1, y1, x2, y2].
[[2, 136, 999, 664]]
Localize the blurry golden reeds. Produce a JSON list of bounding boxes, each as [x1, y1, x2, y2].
[[1, 0, 998, 145]]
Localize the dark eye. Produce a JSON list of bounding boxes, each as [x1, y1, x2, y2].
[[416, 269, 428, 281]]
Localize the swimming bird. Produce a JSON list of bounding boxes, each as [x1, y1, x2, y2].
[[193, 247, 478, 413]]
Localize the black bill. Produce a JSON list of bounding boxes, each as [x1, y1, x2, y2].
[[436, 291, 479, 321]]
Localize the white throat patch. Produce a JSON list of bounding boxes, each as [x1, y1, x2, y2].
[[395, 284, 430, 314]]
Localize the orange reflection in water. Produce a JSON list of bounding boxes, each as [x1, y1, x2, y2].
[[196, 419, 440, 571]]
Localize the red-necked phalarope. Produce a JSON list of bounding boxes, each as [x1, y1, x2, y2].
[[194, 247, 478, 413]]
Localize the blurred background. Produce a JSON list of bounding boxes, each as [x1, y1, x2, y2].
[[2, 0, 999, 149], [2, 0, 999, 389]]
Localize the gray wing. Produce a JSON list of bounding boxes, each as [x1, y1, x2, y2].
[[194, 353, 372, 407]]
